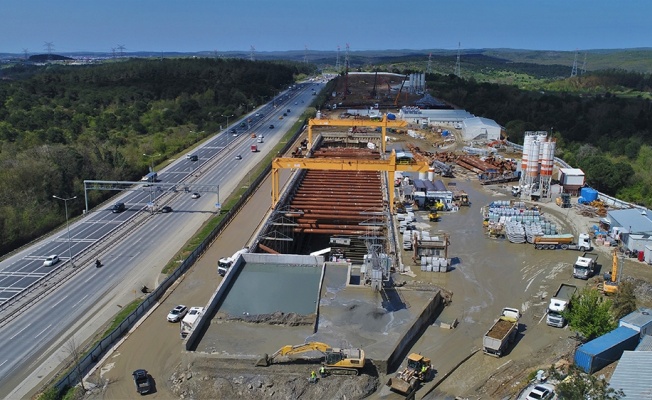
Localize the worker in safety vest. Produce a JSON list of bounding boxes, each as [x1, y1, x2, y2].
[[420, 364, 428, 379], [319, 365, 326, 377], [309, 370, 317, 383]]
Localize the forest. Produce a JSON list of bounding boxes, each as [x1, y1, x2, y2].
[[0, 58, 312, 254]]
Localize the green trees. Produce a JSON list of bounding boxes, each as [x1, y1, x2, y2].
[[563, 287, 616, 341], [0, 58, 300, 254], [611, 281, 637, 320], [553, 365, 624, 400]]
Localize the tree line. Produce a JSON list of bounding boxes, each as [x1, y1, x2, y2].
[[0, 58, 312, 255]]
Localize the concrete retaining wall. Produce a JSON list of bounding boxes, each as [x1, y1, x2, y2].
[[383, 291, 443, 374]]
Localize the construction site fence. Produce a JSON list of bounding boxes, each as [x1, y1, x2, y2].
[[53, 119, 308, 394]]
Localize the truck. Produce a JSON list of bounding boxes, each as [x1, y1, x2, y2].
[[218, 247, 249, 276], [573, 252, 599, 280], [257, 134, 264, 143], [251, 144, 258, 152], [546, 283, 578, 327], [533, 233, 592, 251], [180, 306, 204, 339], [483, 307, 520, 357]]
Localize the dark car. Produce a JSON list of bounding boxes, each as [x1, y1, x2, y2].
[[269, 124, 274, 129], [112, 202, 126, 213], [229, 128, 237, 134], [132, 369, 151, 395], [160, 206, 173, 213]]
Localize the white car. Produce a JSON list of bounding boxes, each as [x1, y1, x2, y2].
[[235, 155, 242, 160], [167, 305, 188, 322], [191, 192, 201, 199], [43, 255, 60, 267], [524, 384, 555, 400]]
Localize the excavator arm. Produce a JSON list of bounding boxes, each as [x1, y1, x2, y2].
[[257, 342, 332, 366]]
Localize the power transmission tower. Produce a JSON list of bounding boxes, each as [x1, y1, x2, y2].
[[111, 48, 116, 59], [23, 48, 29, 60], [344, 43, 350, 97], [570, 49, 578, 77], [44, 42, 54, 60], [304, 45, 308, 64], [454, 42, 461, 78], [250, 45, 256, 61], [214, 49, 219, 59], [426, 53, 432, 74], [335, 45, 340, 73], [581, 53, 587, 75], [117, 44, 125, 58]]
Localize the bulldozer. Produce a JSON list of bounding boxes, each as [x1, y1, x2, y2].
[[428, 211, 440, 222], [256, 342, 365, 375], [386, 353, 432, 396], [603, 248, 623, 295]]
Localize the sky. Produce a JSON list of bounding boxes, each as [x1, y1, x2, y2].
[[2, 0, 650, 54]]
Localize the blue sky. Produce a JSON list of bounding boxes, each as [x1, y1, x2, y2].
[[2, 0, 650, 54]]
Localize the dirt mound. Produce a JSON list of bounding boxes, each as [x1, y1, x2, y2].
[[215, 311, 316, 326], [170, 358, 379, 400]]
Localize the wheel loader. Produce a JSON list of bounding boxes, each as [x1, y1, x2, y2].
[[387, 353, 432, 396]]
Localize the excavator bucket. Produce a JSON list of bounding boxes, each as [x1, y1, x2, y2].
[[255, 354, 271, 367], [387, 377, 412, 395]]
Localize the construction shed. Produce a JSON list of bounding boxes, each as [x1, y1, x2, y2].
[[460, 117, 502, 141], [398, 108, 473, 127], [608, 351, 652, 399], [557, 168, 585, 195], [619, 308, 652, 336]]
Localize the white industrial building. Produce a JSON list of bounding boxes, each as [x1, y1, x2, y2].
[[398, 108, 473, 127], [460, 117, 502, 141]]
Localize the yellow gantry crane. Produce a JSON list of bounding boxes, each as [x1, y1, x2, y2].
[[271, 150, 429, 214], [307, 114, 407, 153]]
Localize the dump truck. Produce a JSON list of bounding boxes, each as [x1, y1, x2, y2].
[[546, 283, 578, 328], [483, 307, 520, 357], [251, 144, 258, 152], [533, 233, 592, 251], [386, 353, 432, 396], [256, 342, 365, 375], [573, 252, 598, 280], [218, 247, 249, 276]]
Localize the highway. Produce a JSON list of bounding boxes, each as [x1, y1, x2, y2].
[[0, 81, 321, 398]]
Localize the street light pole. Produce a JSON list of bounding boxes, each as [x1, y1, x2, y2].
[[222, 114, 233, 133], [215, 185, 221, 211], [143, 153, 159, 172], [53, 195, 77, 267]]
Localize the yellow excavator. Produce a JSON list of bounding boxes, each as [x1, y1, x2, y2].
[[256, 342, 365, 375], [387, 353, 432, 396], [428, 210, 440, 222], [603, 248, 623, 295]]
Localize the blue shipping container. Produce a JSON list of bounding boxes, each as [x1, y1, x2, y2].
[[574, 326, 639, 373]]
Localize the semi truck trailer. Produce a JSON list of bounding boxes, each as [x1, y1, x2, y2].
[[533, 233, 592, 251]]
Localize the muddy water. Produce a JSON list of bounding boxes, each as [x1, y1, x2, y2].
[[219, 263, 321, 315], [396, 179, 591, 398]]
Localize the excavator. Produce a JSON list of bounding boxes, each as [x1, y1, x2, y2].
[[256, 342, 365, 375], [387, 353, 432, 396], [603, 248, 623, 295], [428, 210, 440, 222]]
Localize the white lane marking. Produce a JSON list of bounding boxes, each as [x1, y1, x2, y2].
[[35, 324, 52, 339], [50, 294, 69, 309], [0, 359, 7, 368], [9, 325, 29, 341], [73, 294, 89, 309]]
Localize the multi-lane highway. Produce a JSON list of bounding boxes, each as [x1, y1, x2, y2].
[[0, 81, 321, 397]]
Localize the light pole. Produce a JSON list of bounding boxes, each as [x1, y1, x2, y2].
[[215, 185, 221, 211], [143, 153, 160, 172], [53, 195, 76, 267], [222, 114, 233, 133]]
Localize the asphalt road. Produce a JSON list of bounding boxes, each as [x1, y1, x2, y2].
[[0, 81, 320, 399]]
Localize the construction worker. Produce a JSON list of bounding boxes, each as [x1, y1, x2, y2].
[[319, 365, 326, 378], [420, 364, 428, 379], [309, 370, 317, 383]]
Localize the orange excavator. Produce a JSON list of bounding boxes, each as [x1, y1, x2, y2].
[[603, 248, 623, 295]]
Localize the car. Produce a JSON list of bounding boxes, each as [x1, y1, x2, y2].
[[278, 115, 283, 120], [282, 113, 287, 117], [43, 254, 60, 267], [160, 206, 173, 213], [229, 128, 237, 134], [524, 384, 555, 400], [132, 369, 151, 395], [186, 154, 198, 161], [240, 122, 246, 128], [191, 192, 201, 199], [269, 124, 274, 129], [251, 133, 257, 138], [112, 202, 126, 213], [235, 155, 242, 160], [167, 305, 188, 322], [287, 109, 291, 113], [294, 102, 298, 105]]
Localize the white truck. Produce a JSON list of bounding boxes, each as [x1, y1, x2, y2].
[[573, 252, 598, 280], [180, 306, 204, 339], [218, 247, 249, 276], [546, 283, 578, 328], [483, 307, 521, 357]]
